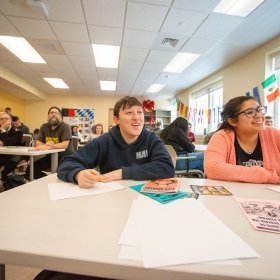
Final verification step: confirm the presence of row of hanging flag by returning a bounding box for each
[246,73,280,104]
[176,73,279,125]
[176,100,222,124]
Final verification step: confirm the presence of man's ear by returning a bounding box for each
[113,116,119,125]
[228,117,237,127]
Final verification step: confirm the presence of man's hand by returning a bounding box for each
[75,169,103,188]
[35,144,52,151]
[100,169,122,183]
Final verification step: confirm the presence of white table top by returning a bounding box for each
[0,174,279,280]
[0,146,65,156]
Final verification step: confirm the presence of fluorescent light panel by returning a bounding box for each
[146,84,165,93]
[214,0,265,17]
[44,78,69,89]
[92,44,120,68]
[163,52,201,73]
[100,81,116,91]
[0,36,46,63]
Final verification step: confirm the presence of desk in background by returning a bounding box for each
[0,174,279,280]
[195,144,207,152]
[0,147,65,181]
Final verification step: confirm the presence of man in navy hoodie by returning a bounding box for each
[57,96,174,188]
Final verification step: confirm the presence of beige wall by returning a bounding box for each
[23,95,174,132]
[0,91,25,119]
[177,35,280,104]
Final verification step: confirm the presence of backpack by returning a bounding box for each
[2,174,26,191]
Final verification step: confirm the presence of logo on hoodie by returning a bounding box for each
[136,149,148,159]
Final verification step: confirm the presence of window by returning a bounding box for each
[189,81,223,134]
[272,52,280,128]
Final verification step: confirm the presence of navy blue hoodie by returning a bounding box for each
[57,125,174,183]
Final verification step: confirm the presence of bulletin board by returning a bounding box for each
[62,108,95,136]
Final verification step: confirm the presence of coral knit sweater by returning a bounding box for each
[204,127,280,184]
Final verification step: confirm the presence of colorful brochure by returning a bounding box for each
[190,185,232,195]
[141,178,179,194]
[130,184,195,204]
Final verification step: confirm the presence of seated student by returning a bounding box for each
[12,116,30,134]
[204,96,280,184]
[0,112,23,189]
[26,107,74,180]
[57,96,174,188]
[89,123,104,141]
[203,123,222,145]
[264,115,274,126]
[187,122,196,143]
[160,117,204,172]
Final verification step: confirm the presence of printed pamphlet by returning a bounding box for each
[235,197,280,234]
[141,178,179,194]
[190,185,232,195]
[130,184,196,204]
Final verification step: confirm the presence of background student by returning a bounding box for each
[57,96,174,188]
[0,112,23,189]
[26,106,74,180]
[204,96,280,184]
[160,117,204,172]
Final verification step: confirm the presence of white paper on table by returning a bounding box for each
[119,196,258,268]
[48,181,125,200]
[267,186,280,193]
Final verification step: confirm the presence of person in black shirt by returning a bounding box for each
[0,112,23,183]
[160,117,204,171]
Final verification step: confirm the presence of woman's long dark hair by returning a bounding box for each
[160,117,188,141]
[218,96,257,131]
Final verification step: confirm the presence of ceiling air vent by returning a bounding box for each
[161,38,179,48]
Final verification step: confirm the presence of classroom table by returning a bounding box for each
[0,147,65,181]
[0,174,279,280]
[195,144,207,152]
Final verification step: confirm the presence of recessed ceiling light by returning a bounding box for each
[0,36,46,63]
[92,44,120,68]
[214,0,265,17]
[100,81,116,91]
[44,78,69,89]
[146,84,165,93]
[163,52,201,73]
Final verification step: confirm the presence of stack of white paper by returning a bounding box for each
[119,196,259,268]
[48,181,125,200]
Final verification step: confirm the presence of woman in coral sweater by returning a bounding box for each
[204,96,280,184]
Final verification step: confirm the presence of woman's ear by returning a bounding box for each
[228,117,237,127]
[113,116,119,125]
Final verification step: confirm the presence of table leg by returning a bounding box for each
[29,156,34,181]
[0,264,5,280]
[51,153,58,173]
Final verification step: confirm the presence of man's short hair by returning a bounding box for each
[12,116,20,122]
[113,96,142,117]
[48,106,62,116]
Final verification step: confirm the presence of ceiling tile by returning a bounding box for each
[126,2,168,32]
[49,21,89,43]
[173,0,220,13]
[46,0,85,23]
[194,13,244,40]
[88,26,123,45]
[161,8,208,36]
[82,0,125,27]
[8,16,56,40]
[123,29,157,48]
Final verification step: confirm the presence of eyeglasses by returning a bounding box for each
[49,111,60,115]
[235,106,267,118]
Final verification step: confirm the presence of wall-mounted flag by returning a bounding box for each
[262,74,280,102]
